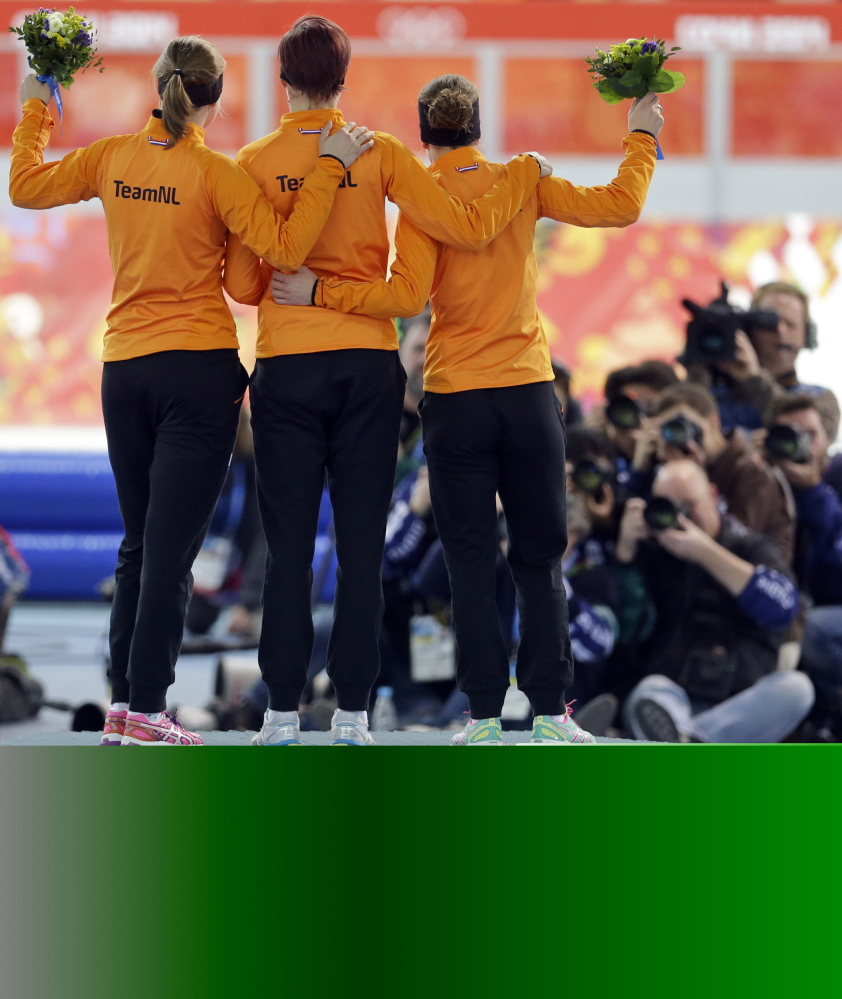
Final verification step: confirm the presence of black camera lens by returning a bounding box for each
[643,496,681,531]
[571,460,606,495]
[764,424,811,464]
[606,394,641,430]
[746,308,779,333]
[661,415,704,449]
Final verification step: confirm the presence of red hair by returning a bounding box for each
[278,16,351,104]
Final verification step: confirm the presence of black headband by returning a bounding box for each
[157,73,224,108]
[419,98,481,146]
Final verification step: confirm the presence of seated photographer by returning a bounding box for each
[687,281,839,440]
[595,360,679,468]
[631,382,794,563]
[764,395,842,722]
[616,460,811,743]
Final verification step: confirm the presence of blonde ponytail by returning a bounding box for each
[153,36,225,148]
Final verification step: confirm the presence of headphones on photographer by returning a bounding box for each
[751,282,818,350]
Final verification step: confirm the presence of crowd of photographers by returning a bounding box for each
[565,280,841,741]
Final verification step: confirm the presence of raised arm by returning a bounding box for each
[380,134,541,252]
[537,133,657,227]
[314,215,438,319]
[10,95,104,209]
[538,92,663,227]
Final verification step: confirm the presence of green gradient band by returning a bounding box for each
[1,747,838,999]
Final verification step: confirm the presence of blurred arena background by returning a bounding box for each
[2,1,842,435]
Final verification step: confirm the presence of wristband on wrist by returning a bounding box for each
[319,152,346,169]
[631,128,657,141]
[310,279,319,307]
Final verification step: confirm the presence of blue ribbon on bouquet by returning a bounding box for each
[36,73,63,129]
[656,141,664,160]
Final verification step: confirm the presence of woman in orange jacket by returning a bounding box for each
[10,35,373,746]
[273,75,665,745]
[223,17,550,747]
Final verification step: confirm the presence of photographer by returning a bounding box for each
[632,382,794,563]
[596,360,679,466]
[687,282,839,440]
[616,460,811,742]
[764,395,842,722]
[563,427,622,705]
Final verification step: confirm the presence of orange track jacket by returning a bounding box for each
[222,108,541,359]
[316,133,658,393]
[10,100,349,362]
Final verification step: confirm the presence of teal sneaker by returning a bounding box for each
[523,709,596,745]
[330,710,376,746]
[450,717,506,746]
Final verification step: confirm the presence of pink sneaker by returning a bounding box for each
[121,711,203,746]
[100,709,128,746]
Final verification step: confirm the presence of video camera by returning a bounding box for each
[681,282,778,366]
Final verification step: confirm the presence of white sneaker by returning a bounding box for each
[330,710,376,746]
[252,711,302,746]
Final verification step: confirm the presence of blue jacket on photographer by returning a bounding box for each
[564,427,624,701]
[613,460,799,703]
[684,282,840,441]
[383,441,437,584]
[765,394,842,607]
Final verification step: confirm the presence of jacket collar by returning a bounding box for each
[145,109,205,145]
[279,108,344,133]
[429,145,486,177]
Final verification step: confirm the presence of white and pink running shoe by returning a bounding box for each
[100,709,128,747]
[121,711,203,746]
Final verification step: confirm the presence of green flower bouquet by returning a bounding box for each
[586,38,684,105]
[9,7,103,122]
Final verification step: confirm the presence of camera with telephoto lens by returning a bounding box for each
[571,460,607,497]
[606,394,641,430]
[661,415,704,451]
[764,424,812,465]
[681,282,778,366]
[643,496,683,531]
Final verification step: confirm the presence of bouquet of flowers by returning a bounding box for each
[9,7,102,119]
[586,38,684,105]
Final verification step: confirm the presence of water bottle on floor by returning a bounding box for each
[372,686,397,732]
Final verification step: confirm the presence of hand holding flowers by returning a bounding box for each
[10,8,102,121]
[19,73,52,105]
[628,92,665,139]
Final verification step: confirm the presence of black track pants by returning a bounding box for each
[250,349,406,711]
[103,349,247,713]
[421,380,572,719]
